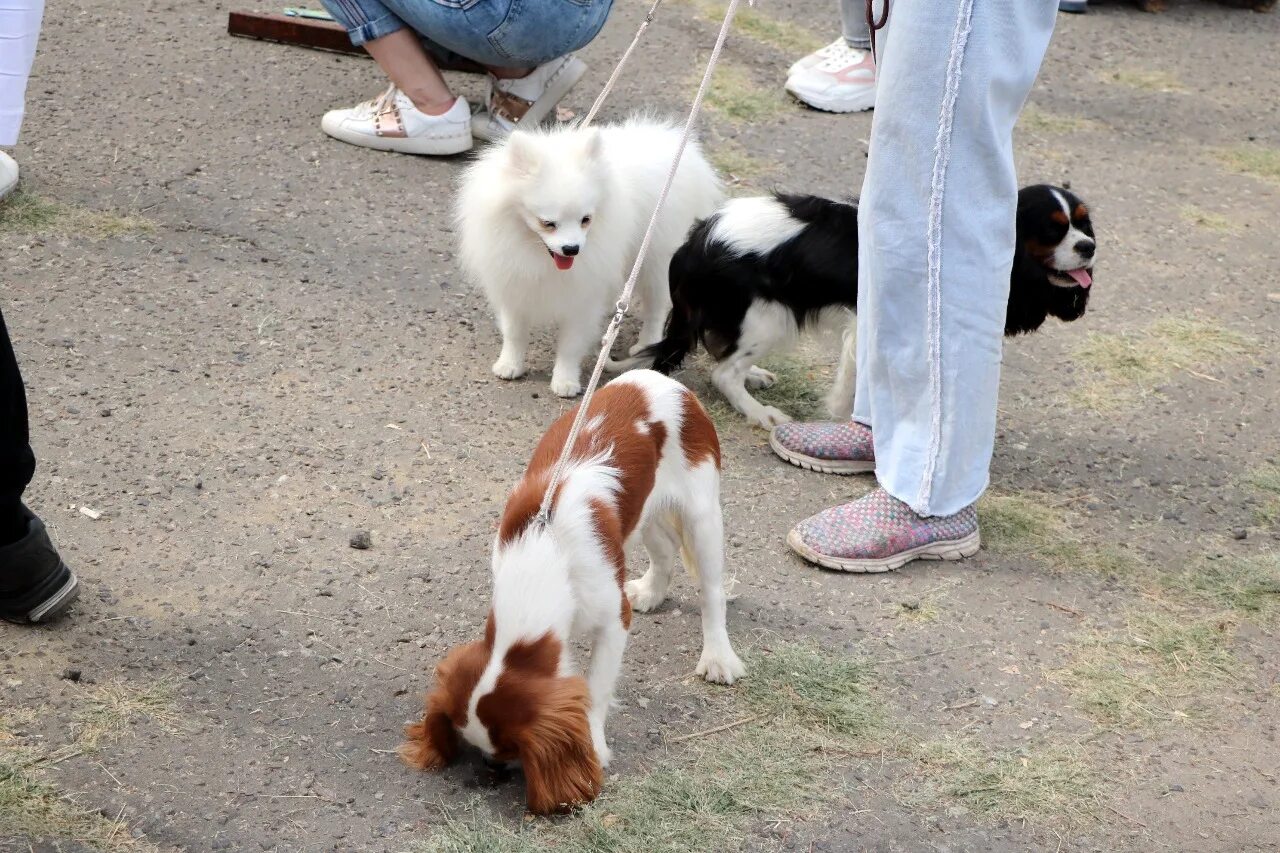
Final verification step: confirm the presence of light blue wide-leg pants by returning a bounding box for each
[0,0,43,145]
[852,0,1057,517]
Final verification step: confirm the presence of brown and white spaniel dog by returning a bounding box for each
[400,369,746,814]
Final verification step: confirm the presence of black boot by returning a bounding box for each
[0,504,79,623]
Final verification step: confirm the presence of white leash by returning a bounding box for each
[533,0,747,526]
[580,0,664,129]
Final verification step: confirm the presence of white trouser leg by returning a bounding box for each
[0,0,44,146]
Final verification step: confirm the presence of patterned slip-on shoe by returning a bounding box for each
[787,487,980,573]
[770,420,875,475]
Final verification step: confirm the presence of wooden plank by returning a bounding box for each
[226,11,486,72]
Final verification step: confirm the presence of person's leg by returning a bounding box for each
[786,0,1058,573]
[319,0,472,154]
[0,0,44,148]
[0,307,78,623]
[0,308,33,544]
[840,0,873,48]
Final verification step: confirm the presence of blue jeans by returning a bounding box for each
[852,0,1057,517]
[322,0,613,68]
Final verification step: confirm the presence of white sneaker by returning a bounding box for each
[0,151,17,201]
[785,41,877,114]
[787,37,849,78]
[471,55,587,143]
[321,85,472,155]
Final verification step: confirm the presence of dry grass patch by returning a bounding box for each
[1096,67,1187,94]
[704,354,828,431]
[684,0,822,55]
[1216,146,1280,185]
[978,492,1143,578]
[1,710,160,851]
[904,738,1099,825]
[700,60,786,124]
[417,642,884,852]
[1168,552,1280,623]
[1246,464,1280,525]
[707,139,778,189]
[1180,205,1238,233]
[72,680,181,749]
[1067,318,1256,410]
[1052,610,1240,729]
[0,189,155,238]
[1017,106,1100,135]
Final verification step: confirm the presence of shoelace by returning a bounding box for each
[815,40,869,73]
[352,83,400,120]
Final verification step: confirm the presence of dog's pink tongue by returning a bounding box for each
[552,253,575,271]
[1067,268,1092,288]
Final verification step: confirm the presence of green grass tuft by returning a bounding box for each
[684,0,822,55]
[1247,464,1280,525]
[701,61,786,124]
[1053,611,1240,729]
[738,643,883,738]
[1168,553,1280,622]
[907,739,1099,825]
[1216,146,1280,185]
[706,139,778,189]
[0,189,154,238]
[978,493,1143,577]
[1068,318,1256,410]
[703,354,828,431]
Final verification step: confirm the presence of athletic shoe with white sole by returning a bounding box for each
[471,55,587,143]
[787,487,980,573]
[786,37,851,78]
[321,85,472,155]
[0,150,18,201]
[785,40,877,113]
[0,504,80,623]
[770,420,875,475]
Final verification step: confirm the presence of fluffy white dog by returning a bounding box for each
[457,118,723,397]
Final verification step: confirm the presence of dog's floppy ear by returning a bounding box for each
[580,127,603,162]
[399,640,489,771]
[505,131,540,177]
[515,675,602,814]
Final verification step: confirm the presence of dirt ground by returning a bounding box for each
[2,0,1279,850]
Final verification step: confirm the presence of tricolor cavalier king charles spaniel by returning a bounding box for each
[638,184,1096,427]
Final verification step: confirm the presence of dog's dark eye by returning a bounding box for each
[539,219,556,230]
[581,216,592,226]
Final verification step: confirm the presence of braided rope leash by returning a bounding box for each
[533,0,749,526]
[580,0,665,129]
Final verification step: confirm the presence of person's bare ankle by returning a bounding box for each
[406,92,457,116]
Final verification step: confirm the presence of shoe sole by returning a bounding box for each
[769,430,875,475]
[787,528,981,574]
[784,83,876,114]
[322,123,473,156]
[521,57,588,128]
[29,572,80,622]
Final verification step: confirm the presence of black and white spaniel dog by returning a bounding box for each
[638,184,1096,427]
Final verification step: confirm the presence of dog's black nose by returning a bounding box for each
[560,244,580,257]
[1074,240,1095,259]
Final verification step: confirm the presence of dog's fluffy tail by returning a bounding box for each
[632,300,698,374]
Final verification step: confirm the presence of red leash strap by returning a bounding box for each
[866,0,889,62]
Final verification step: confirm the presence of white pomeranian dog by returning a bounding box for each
[456,118,723,398]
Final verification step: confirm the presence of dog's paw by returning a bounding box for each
[696,647,746,685]
[595,741,613,769]
[754,407,792,429]
[625,578,666,613]
[550,376,582,398]
[745,367,777,390]
[492,357,527,381]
